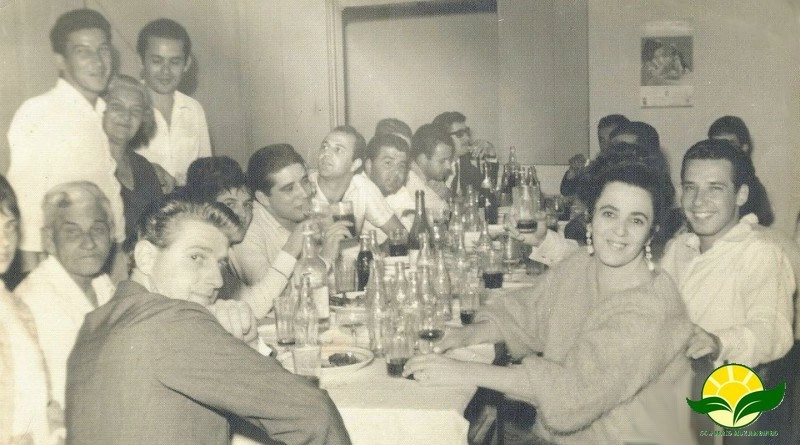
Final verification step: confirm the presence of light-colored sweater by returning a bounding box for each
[480,251,696,444]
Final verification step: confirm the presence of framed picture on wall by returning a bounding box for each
[640,20,694,107]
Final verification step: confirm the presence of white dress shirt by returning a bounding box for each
[135,90,212,185]
[7,79,125,251]
[16,256,115,407]
[362,185,416,244]
[309,171,395,236]
[405,167,450,215]
[661,214,795,368]
[232,202,297,286]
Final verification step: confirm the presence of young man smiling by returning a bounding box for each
[7,9,125,271]
[135,18,212,187]
[661,139,794,369]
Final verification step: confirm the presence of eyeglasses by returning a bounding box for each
[449,127,471,139]
[58,222,111,243]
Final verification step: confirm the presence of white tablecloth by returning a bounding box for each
[234,328,479,445]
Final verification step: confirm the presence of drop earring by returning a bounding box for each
[645,242,654,271]
[586,228,594,255]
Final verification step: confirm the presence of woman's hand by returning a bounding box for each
[686,325,721,361]
[402,354,477,386]
[432,326,470,353]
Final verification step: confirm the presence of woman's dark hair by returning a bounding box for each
[708,116,753,156]
[0,175,23,289]
[184,156,250,203]
[578,151,676,245]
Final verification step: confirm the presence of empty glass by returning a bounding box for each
[274,291,296,346]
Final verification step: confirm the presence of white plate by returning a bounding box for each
[278,345,374,377]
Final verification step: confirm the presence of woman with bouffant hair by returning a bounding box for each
[405,157,695,444]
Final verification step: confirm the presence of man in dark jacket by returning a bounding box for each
[66,199,350,445]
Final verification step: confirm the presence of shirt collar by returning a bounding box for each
[39,255,114,305]
[55,78,106,113]
[683,213,759,252]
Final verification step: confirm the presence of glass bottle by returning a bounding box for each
[294,273,319,346]
[417,264,445,353]
[408,190,430,265]
[480,161,499,224]
[392,262,410,306]
[366,260,389,357]
[295,232,330,319]
[356,235,373,291]
[506,146,521,188]
[416,233,434,270]
[369,230,383,261]
[433,250,453,321]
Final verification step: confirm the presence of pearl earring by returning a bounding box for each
[645,242,654,271]
[586,229,594,255]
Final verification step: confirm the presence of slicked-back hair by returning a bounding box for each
[708,116,753,156]
[105,74,156,149]
[374,118,412,142]
[247,144,306,195]
[137,199,238,248]
[432,111,466,133]
[411,124,453,160]
[50,9,111,55]
[136,18,192,60]
[365,134,410,162]
[184,156,250,204]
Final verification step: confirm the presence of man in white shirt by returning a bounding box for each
[661,139,794,368]
[310,126,405,238]
[6,9,125,271]
[16,182,116,408]
[134,18,212,187]
[362,133,415,241]
[233,144,350,294]
[407,124,454,214]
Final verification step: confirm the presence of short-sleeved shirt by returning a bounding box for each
[309,171,394,235]
[7,79,126,251]
[135,91,212,185]
[231,202,297,286]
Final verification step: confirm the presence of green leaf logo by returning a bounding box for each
[732,382,786,426]
[686,363,786,429]
[686,395,732,414]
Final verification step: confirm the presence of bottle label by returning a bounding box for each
[313,286,330,319]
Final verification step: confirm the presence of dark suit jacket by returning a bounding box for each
[66,280,350,445]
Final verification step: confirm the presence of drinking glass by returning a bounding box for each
[418,300,446,354]
[386,314,414,377]
[430,223,447,252]
[337,307,366,346]
[388,229,408,257]
[274,292,296,346]
[459,286,480,325]
[331,201,357,237]
[481,248,504,289]
[513,185,537,233]
[335,254,357,294]
[502,235,521,280]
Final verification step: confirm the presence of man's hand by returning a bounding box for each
[282,220,310,258]
[152,163,177,194]
[505,211,549,247]
[686,325,722,361]
[470,139,496,159]
[320,220,352,266]
[208,299,258,344]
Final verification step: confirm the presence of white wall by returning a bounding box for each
[589,0,800,234]
[344,9,499,145]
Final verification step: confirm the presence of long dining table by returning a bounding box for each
[231,322,490,445]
